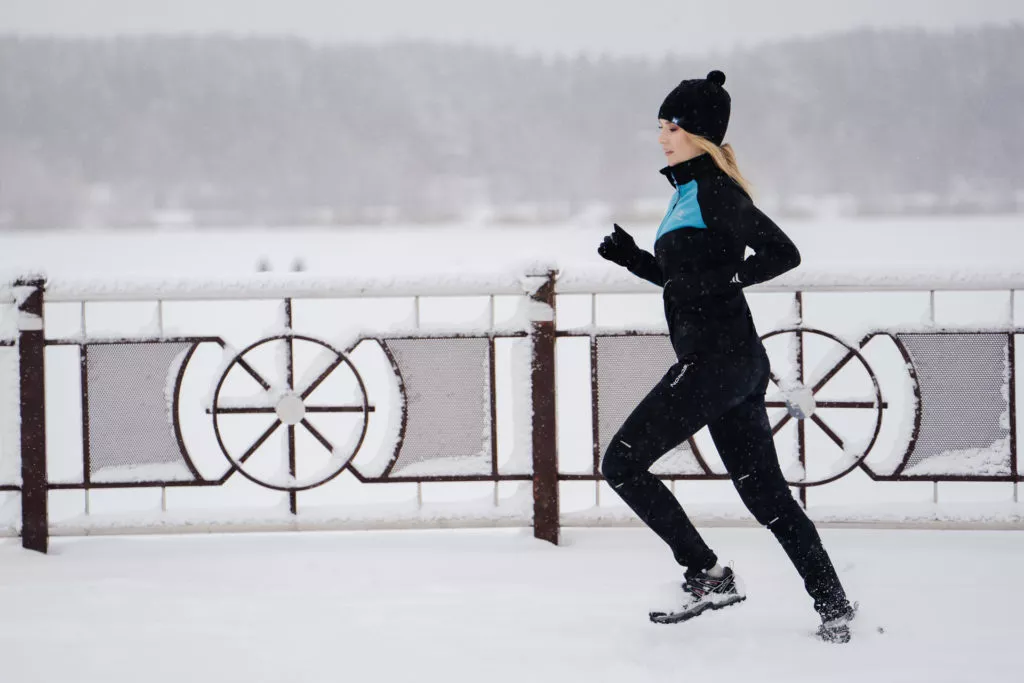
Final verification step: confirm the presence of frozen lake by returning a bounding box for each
[3,214,1023,283]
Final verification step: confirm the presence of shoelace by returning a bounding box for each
[683,574,722,599]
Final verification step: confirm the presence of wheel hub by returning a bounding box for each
[785,384,817,419]
[275,393,306,425]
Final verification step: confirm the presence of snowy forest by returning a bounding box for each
[1,24,1022,229]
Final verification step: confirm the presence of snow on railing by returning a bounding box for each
[557,266,1024,294]
[13,265,1024,303]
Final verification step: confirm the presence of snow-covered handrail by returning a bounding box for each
[37,272,540,302]
[13,266,1024,303]
[555,267,1024,294]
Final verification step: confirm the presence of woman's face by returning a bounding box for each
[658,119,702,164]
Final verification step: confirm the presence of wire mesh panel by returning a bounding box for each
[0,346,18,487]
[0,302,15,342]
[382,338,493,477]
[595,335,705,475]
[86,342,196,482]
[897,333,1012,476]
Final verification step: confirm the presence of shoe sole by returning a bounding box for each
[649,594,746,624]
[816,625,851,643]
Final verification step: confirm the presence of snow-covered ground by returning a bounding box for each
[1,526,1020,683]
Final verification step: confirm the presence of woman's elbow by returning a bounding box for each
[786,245,802,271]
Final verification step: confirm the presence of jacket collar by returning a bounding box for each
[659,153,720,188]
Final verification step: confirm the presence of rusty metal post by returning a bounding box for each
[1009,332,1017,495]
[795,291,808,509]
[529,270,559,545]
[15,277,48,553]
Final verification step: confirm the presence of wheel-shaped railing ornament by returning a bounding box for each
[211,334,373,491]
[761,328,887,486]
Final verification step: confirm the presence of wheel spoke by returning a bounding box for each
[285,335,295,393]
[810,350,856,395]
[797,329,805,384]
[797,418,806,470]
[299,354,346,400]
[305,405,375,413]
[769,371,800,395]
[816,400,888,409]
[235,358,273,391]
[772,412,792,435]
[287,424,296,478]
[301,419,334,453]
[767,370,794,408]
[810,414,845,449]
[236,420,282,467]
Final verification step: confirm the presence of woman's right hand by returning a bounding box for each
[597,224,639,268]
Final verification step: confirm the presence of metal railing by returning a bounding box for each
[555,285,1020,513]
[2,270,1021,552]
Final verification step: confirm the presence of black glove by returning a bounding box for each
[597,224,640,268]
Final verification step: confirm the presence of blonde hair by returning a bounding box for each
[689,134,753,197]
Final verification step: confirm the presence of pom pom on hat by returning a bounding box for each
[706,70,726,86]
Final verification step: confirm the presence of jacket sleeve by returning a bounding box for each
[732,198,801,287]
[700,182,800,292]
[625,250,665,287]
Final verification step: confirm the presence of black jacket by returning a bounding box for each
[625,153,800,359]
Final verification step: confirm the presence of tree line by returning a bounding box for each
[1,25,1022,229]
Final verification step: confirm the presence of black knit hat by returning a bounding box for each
[658,70,731,146]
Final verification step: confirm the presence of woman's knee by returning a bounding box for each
[734,478,804,528]
[600,439,639,484]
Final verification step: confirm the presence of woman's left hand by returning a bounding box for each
[597,224,640,267]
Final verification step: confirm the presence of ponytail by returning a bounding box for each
[689,134,753,197]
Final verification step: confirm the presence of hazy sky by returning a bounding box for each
[2,0,1023,57]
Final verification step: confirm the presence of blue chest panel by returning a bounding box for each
[655,179,706,245]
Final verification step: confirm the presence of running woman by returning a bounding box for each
[597,70,855,643]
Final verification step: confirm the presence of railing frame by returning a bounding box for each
[5,272,1022,552]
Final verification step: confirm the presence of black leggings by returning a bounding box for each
[600,346,849,617]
